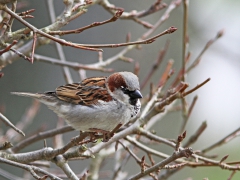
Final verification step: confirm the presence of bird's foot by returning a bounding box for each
[88,128,110,142]
[89,123,122,142]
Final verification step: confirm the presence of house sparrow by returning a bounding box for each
[12,72,142,141]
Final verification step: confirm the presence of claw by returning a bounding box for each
[89,123,123,142]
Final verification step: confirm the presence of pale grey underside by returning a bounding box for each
[12,91,141,132]
[41,97,140,131]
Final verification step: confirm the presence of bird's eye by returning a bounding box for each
[121,86,127,91]
[121,86,132,95]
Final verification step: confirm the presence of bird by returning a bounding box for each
[12,72,142,141]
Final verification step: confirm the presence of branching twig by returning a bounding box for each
[0,1,236,179]
[1,5,103,52]
[140,40,170,89]
[129,148,193,180]
[47,0,73,84]
[142,0,182,39]
[49,9,124,36]
[74,26,177,48]
[0,40,17,55]
[0,157,62,180]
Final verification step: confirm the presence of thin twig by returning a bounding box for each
[0,113,25,136]
[100,0,166,28]
[182,78,210,97]
[34,54,114,72]
[0,40,17,55]
[49,9,123,35]
[186,29,224,73]
[6,100,40,142]
[202,127,240,153]
[10,48,31,62]
[30,31,37,63]
[142,0,182,39]
[182,0,188,82]
[180,0,189,137]
[158,59,174,87]
[227,170,236,180]
[180,95,198,132]
[0,157,62,180]
[11,125,74,153]
[47,0,73,84]
[74,26,177,48]
[5,0,17,32]
[118,140,149,167]
[1,5,102,52]
[129,148,193,180]
[184,121,207,147]
[141,40,170,89]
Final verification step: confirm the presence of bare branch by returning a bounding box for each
[0,157,62,180]
[0,40,17,55]
[184,121,207,147]
[182,78,210,97]
[11,125,73,153]
[141,40,170,89]
[0,113,25,136]
[49,9,123,35]
[74,26,177,48]
[129,148,193,180]
[202,127,240,153]
[186,29,224,72]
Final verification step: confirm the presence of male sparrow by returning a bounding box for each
[12,72,142,141]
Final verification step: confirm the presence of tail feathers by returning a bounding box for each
[11,92,44,99]
[11,92,58,107]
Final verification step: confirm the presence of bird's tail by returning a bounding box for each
[11,92,58,109]
[11,92,44,99]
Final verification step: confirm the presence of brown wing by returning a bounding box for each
[55,77,113,106]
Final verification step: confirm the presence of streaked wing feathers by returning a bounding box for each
[55,77,113,106]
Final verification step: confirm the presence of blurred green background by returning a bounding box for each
[0,0,240,179]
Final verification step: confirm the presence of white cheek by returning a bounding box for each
[59,104,71,113]
[111,89,129,103]
[136,99,141,108]
[122,94,130,103]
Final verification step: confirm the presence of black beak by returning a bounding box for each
[129,90,143,99]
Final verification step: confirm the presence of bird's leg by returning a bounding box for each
[102,123,123,142]
[88,131,100,143]
[88,128,109,142]
[107,123,122,140]
[71,131,89,145]
[89,123,122,142]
